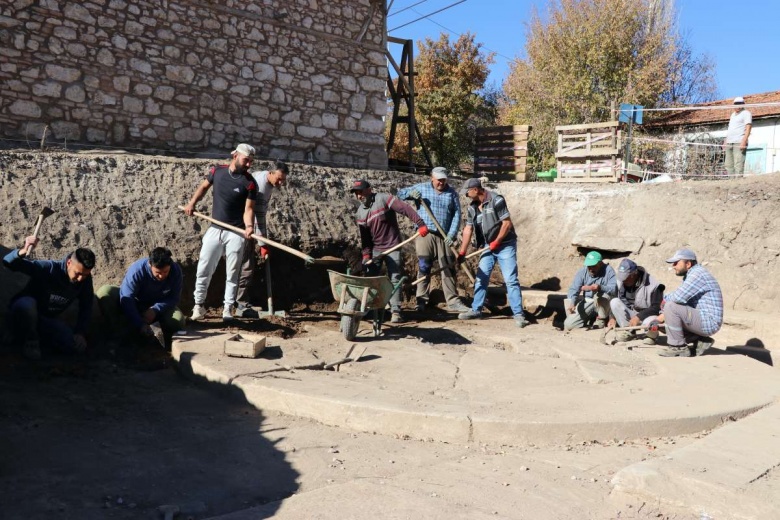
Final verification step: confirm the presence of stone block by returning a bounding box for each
[65,85,86,102]
[322,113,339,129]
[45,64,81,82]
[165,65,194,83]
[66,43,87,58]
[153,86,174,101]
[51,121,80,140]
[254,63,275,82]
[174,127,204,142]
[53,26,77,40]
[9,100,41,117]
[297,126,326,139]
[33,81,61,98]
[129,58,151,74]
[113,76,130,93]
[64,3,95,24]
[96,48,115,66]
[122,96,143,114]
[86,128,106,142]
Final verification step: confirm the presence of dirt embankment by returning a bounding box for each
[2,149,779,314]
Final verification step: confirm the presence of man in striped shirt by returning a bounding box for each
[657,248,723,357]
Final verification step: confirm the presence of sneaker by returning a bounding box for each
[590,319,607,330]
[222,304,234,322]
[191,304,206,321]
[23,339,41,361]
[390,312,405,324]
[414,298,427,312]
[448,301,471,313]
[513,314,529,328]
[695,337,714,356]
[235,304,259,318]
[458,309,482,320]
[659,345,693,357]
[642,337,656,345]
[616,330,635,342]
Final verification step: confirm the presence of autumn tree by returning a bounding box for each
[387,33,495,170]
[499,0,717,169]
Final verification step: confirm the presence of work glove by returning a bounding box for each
[443,235,454,248]
[418,225,429,237]
[489,239,501,252]
[406,189,422,201]
[259,246,270,259]
[456,251,466,266]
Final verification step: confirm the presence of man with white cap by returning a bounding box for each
[397,167,470,313]
[722,96,752,175]
[563,251,617,331]
[183,144,257,322]
[657,248,723,357]
[608,258,664,343]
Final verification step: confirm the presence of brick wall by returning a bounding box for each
[0,0,388,169]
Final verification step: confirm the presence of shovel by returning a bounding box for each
[27,206,55,256]
[411,247,489,286]
[258,257,286,317]
[417,198,476,284]
[180,207,344,267]
[365,231,420,265]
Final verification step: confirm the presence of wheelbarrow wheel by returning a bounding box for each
[341,298,361,341]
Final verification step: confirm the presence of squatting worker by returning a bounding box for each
[722,96,752,176]
[183,143,257,322]
[608,258,664,344]
[96,247,184,347]
[2,236,95,360]
[657,249,723,358]
[235,160,289,318]
[456,178,528,328]
[563,251,616,331]
[397,167,470,314]
[351,179,429,323]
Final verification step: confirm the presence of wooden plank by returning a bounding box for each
[475,158,527,167]
[556,148,621,159]
[475,165,527,173]
[474,150,528,158]
[476,125,530,135]
[556,121,620,132]
[475,134,530,143]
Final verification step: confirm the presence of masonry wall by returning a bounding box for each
[0,0,389,169]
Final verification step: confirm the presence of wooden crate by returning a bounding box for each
[474,125,531,181]
[555,121,622,183]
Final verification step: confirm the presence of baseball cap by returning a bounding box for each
[431,166,448,180]
[733,96,745,105]
[231,143,256,157]
[584,251,602,267]
[349,179,371,191]
[666,248,697,264]
[616,258,638,282]
[459,178,482,195]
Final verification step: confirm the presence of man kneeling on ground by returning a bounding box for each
[3,236,95,360]
[97,247,184,348]
[563,251,616,330]
[657,249,722,358]
[608,258,664,344]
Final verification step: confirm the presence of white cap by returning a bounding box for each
[733,96,745,105]
[231,143,256,157]
[431,166,448,180]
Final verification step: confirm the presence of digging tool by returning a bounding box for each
[180,207,344,266]
[365,231,420,265]
[600,323,661,346]
[258,256,286,317]
[416,198,476,284]
[27,206,55,255]
[411,247,489,286]
[148,323,166,349]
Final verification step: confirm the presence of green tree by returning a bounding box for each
[387,33,495,170]
[499,0,717,169]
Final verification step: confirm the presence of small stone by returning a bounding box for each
[327,479,334,483]
[571,475,578,480]
[502,482,509,487]
[520,466,529,471]
[328,448,339,454]
[389,460,395,464]
[430,492,438,497]
[590,478,597,483]
[291,447,296,452]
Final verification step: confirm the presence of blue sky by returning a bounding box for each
[387,0,780,102]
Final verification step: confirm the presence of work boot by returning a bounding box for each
[222,304,234,322]
[513,314,529,328]
[190,304,206,321]
[458,309,482,320]
[659,345,693,357]
[642,337,656,345]
[447,301,471,313]
[235,303,259,319]
[590,318,607,330]
[23,339,41,361]
[616,330,635,342]
[390,311,405,324]
[695,337,714,356]
[414,298,427,312]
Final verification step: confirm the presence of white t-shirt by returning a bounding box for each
[250,170,274,235]
[726,109,752,143]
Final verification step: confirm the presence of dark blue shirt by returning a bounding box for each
[207,164,257,229]
[119,258,183,330]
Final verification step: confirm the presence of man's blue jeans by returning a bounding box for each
[472,240,523,316]
[8,296,77,351]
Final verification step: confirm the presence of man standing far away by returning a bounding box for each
[397,167,470,313]
[723,96,752,175]
[351,179,430,323]
[235,160,289,318]
[183,143,257,322]
[3,236,95,360]
[656,249,723,358]
[456,178,528,328]
[563,251,617,331]
[608,258,664,344]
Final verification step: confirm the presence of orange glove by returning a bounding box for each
[418,225,429,237]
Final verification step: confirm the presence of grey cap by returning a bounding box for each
[431,166,448,179]
[616,258,638,282]
[459,177,482,195]
[666,248,697,264]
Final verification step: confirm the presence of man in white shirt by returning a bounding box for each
[723,96,752,175]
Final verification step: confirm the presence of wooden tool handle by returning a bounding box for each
[180,206,316,263]
[410,247,489,286]
[417,198,476,283]
[366,231,420,265]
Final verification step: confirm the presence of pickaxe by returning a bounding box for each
[27,207,55,255]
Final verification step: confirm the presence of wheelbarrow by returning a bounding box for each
[328,270,406,340]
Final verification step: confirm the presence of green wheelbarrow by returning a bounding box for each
[328,270,406,340]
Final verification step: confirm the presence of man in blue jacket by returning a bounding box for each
[2,236,95,360]
[96,247,184,347]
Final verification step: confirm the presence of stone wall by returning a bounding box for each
[0,0,389,169]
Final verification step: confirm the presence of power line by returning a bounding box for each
[388,0,468,32]
[388,0,432,18]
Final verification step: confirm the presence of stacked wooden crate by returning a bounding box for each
[474,125,530,181]
[555,121,621,183]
